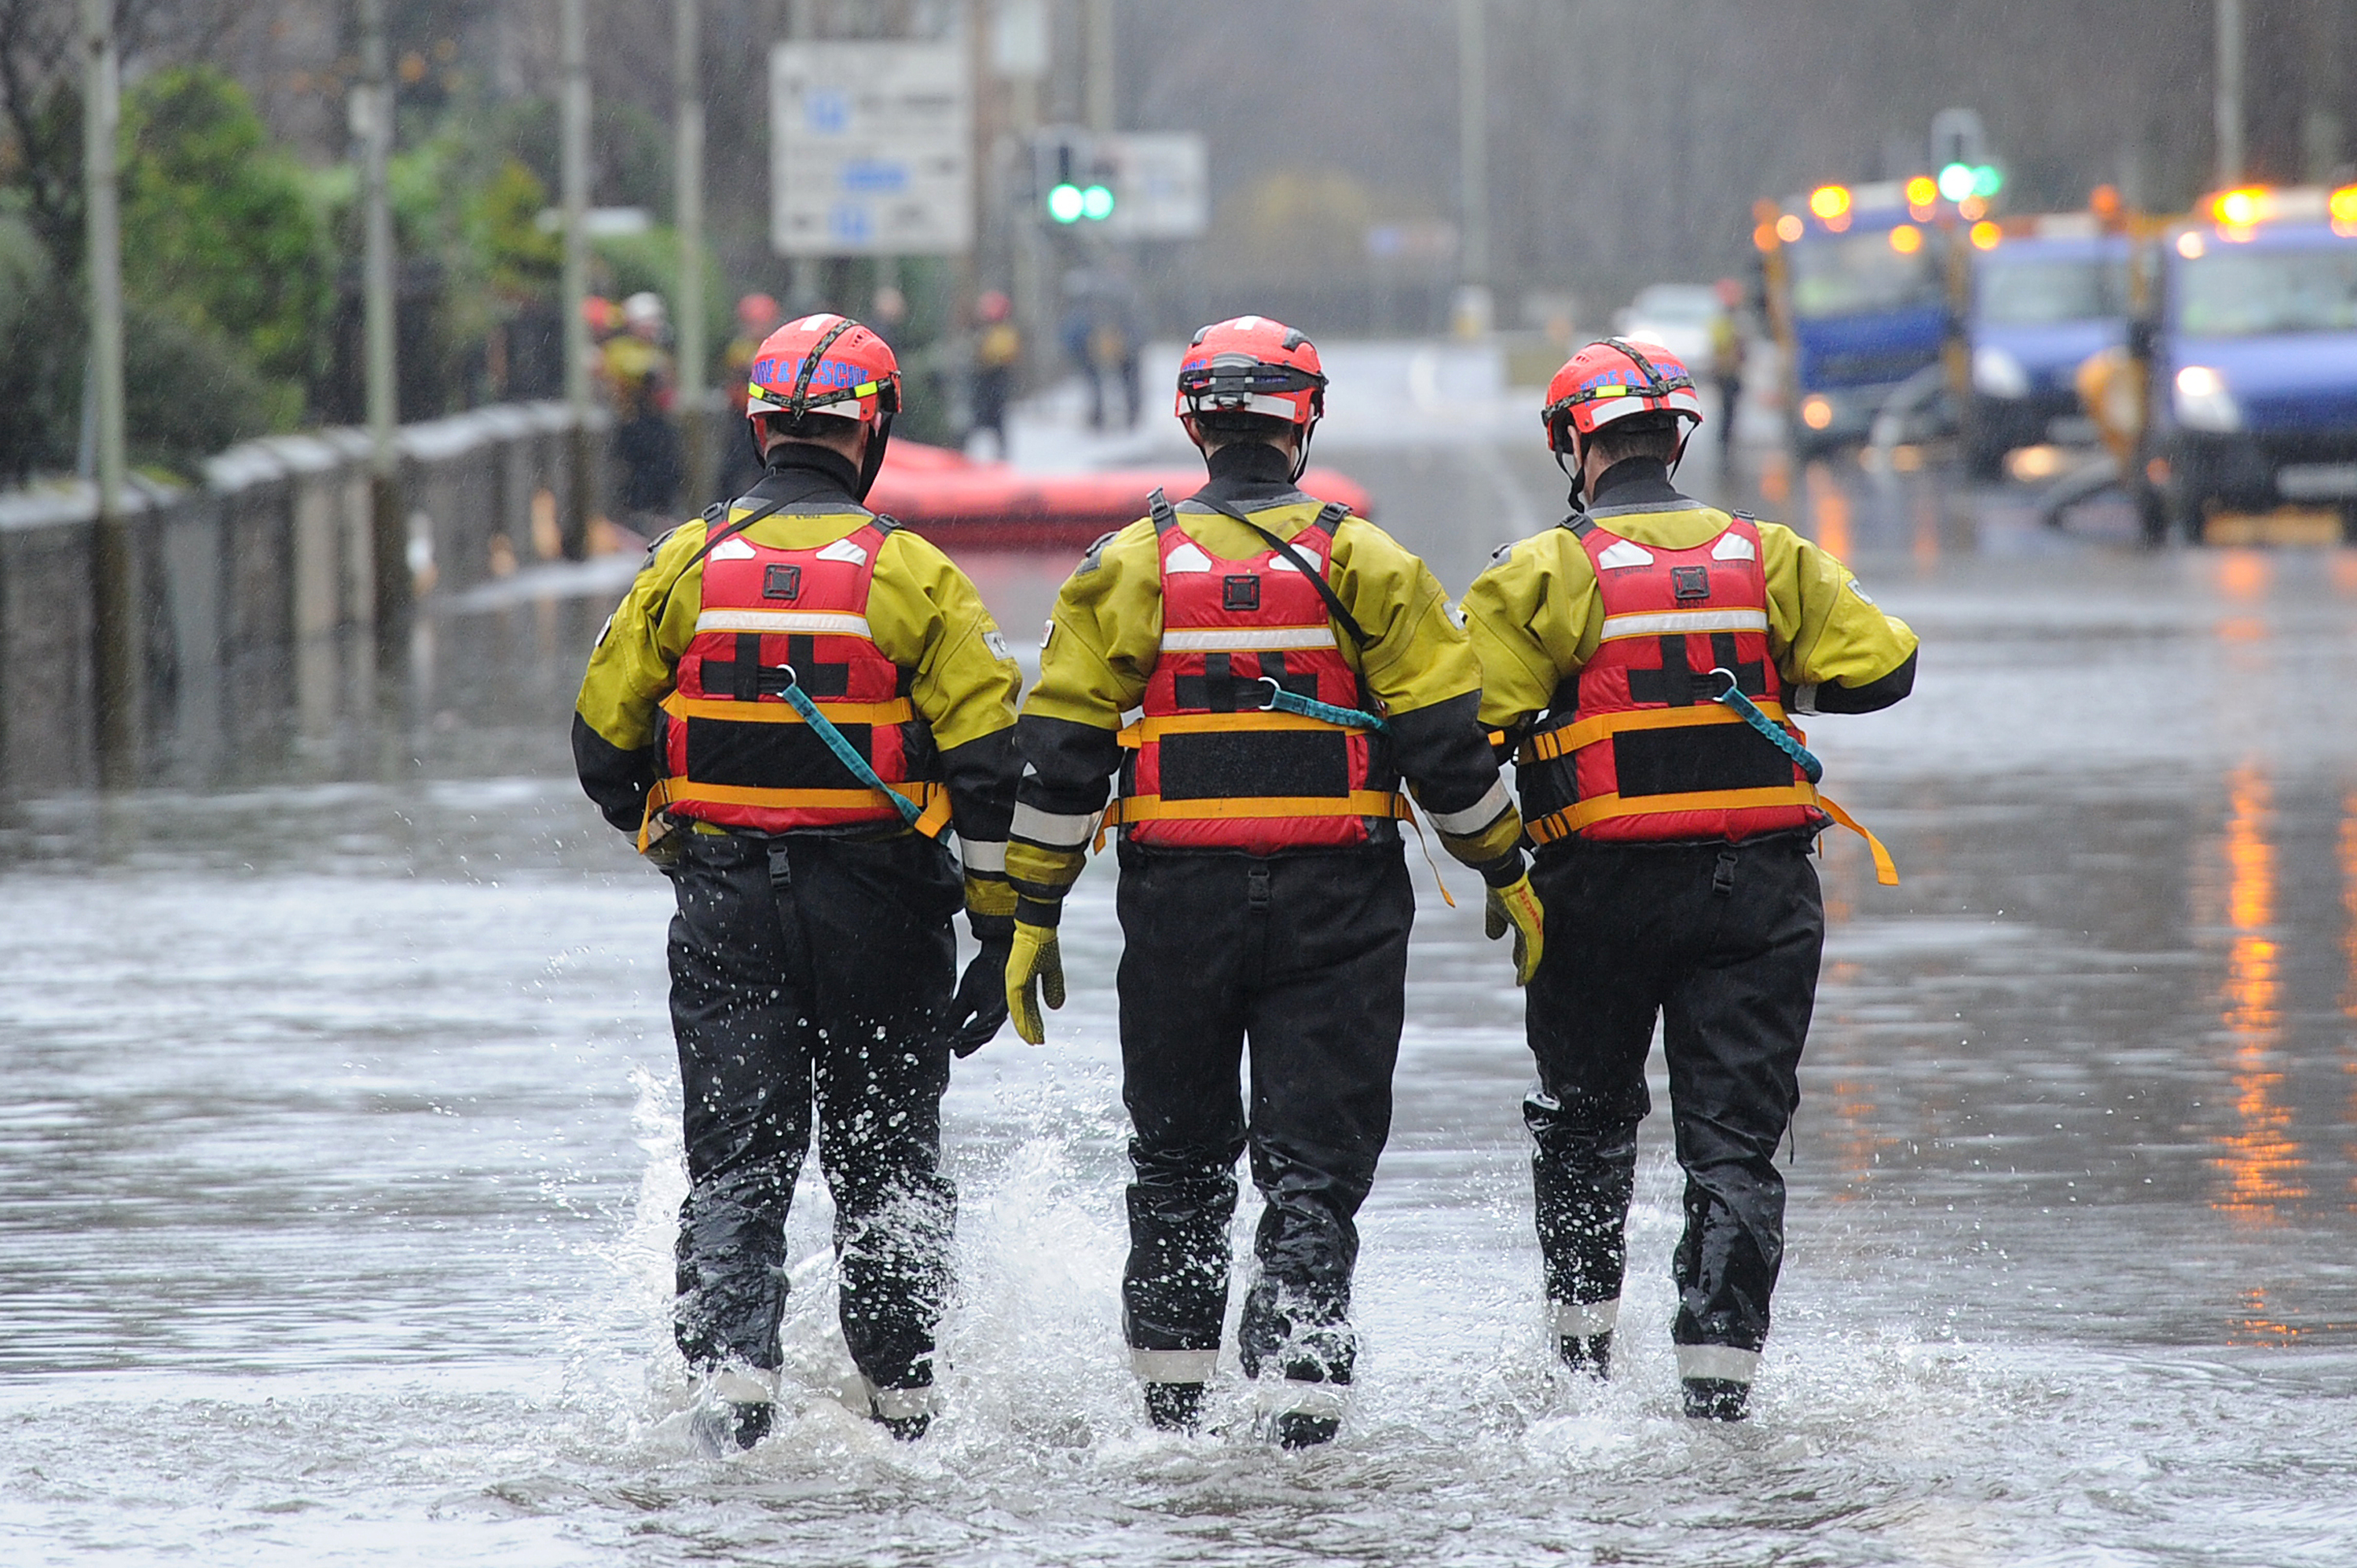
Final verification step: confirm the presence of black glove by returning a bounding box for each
[948,937,1013,1057]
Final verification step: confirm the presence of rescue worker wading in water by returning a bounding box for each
[1005,317,1544,1447]
[1461,339,1918,1420]
[572,314,1021,1453]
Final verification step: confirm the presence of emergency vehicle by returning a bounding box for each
[1960,207,2135,479]
[2128,183,2357,542]
[1754,179,1957,460]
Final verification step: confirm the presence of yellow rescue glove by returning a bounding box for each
[1483,872,1545,987]
[1005,920,1066,1045]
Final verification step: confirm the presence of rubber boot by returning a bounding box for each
[1274,1409,1340,1449]
[1265,1365,1347,1450]
[1557,1329,1612,1380]
[1144,1382,1206,1433]
[1681,1377,1750,1422]
[867,1380,936,1442]
[691,1400,773,1454]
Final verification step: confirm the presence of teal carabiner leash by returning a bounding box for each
[775,668,926,826]
[1708,667,1822,784]
[1256,676,1389,735]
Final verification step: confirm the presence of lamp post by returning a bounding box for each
[675,0,707,506]
[81,0,133,779]
[561,0,592,557]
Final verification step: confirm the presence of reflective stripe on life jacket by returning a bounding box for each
[651,511,950,837]
[1115,495,1406,851]
[1522,511,1828,847]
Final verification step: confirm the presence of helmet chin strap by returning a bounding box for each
[1290,419,1316,483]
[1556,431,1587,510]
[852,412,893,503]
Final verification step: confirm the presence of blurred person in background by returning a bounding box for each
[1709,278,1747,467]
[970,290,1021,460]
[604,291,683,535]
[1003,317,1540,1447]
[1462,339,1916,1423]
[1059,269,1143,431]
[572,313,1022,1453]
[720,292,783,499]
[869,283,910,346]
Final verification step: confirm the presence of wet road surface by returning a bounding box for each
[5,407,2357,1564]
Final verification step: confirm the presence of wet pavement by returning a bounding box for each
[5,391,2357,1564]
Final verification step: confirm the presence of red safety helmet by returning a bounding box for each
[744,313,903,498]
[1175,316,1327,430]
[1541,337,1704,455]
[735,292,780,333]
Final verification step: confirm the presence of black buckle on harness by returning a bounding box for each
[1247,861,1272,910]
[1711,847,1739,898]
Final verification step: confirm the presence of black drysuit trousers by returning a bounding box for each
[1523,833,1824,1363]
[665,828,962,1392]
[1114,843,1414,1385]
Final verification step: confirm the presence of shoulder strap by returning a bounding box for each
[1148,486,1178,536]
[1558,511,1596,539]
[651,493,798,628]
[1197,495,1369,650]
[868,512,900,537]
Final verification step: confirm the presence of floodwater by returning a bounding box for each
[6,387,2357,1565]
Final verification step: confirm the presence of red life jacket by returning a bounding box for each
[647,511,950,837]
[1109,496,1406,852]
[1522,511,1828,846]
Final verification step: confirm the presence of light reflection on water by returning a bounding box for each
[4,475,2357,1562]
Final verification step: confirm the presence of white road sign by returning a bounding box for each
[1098,133,1208,241]
[771,40,973,257]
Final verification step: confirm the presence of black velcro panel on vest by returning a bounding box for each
[1627,635,1765,707]
[698,633,861,702]
[1611,722,1791,798]
[1171,651,1317,713]
[1157,731,1349,800]
[685,716,872,789]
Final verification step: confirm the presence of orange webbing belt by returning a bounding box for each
[660,693,917,726]
[637,776,952,852]
[1102,789,1410,825]
[1093,789,1412,852]
[1814,794,1901,886]
[1116,710,1378,746]
[1526,786,1898,886]
[1517,701,1790,765]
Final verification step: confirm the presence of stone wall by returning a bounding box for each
[0,401,638,793]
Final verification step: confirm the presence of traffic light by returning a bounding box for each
[1037,130,1116,225]
[1937,162,2004,203]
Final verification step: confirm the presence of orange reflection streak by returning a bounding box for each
[2218,548,2271,602]
[1804,462,1851,558]
[1912,491,1940,573]
[2341,793,2357,1203]
[1820,958,1897,1203]
[2231,1284,2303,1346]
[2212,764,2306,1222]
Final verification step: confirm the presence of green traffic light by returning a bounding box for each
[1047,183,1085,223]
[1970,164,2003,199]
[1080,184,1115,222]
[1937,163,1974,203]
